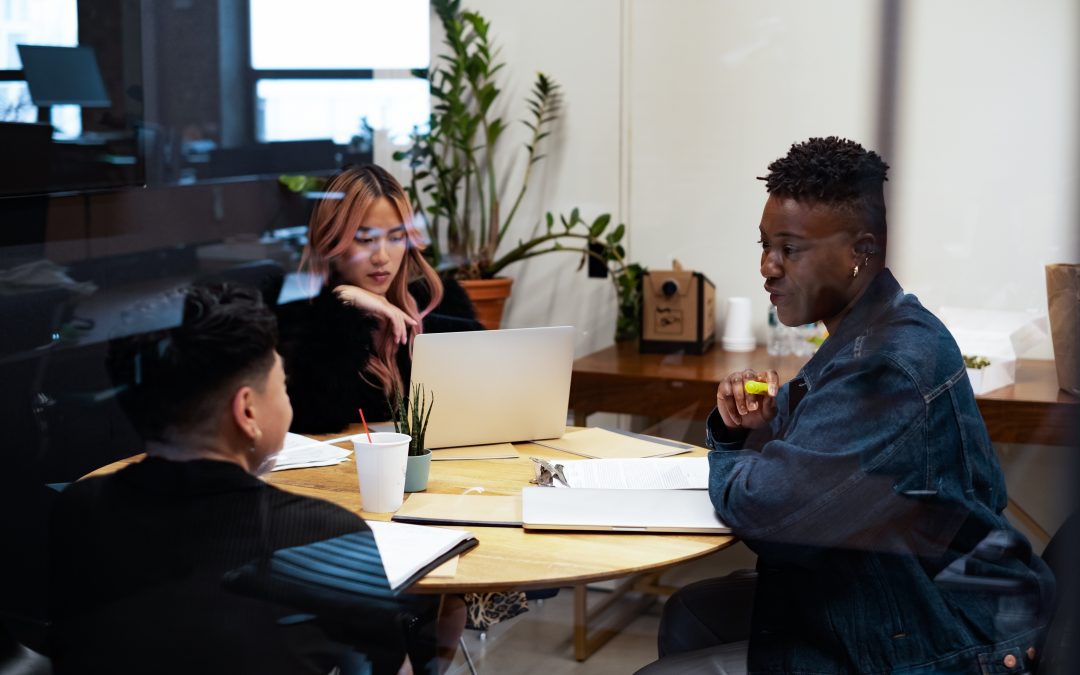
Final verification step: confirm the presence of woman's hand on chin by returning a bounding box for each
[333,284,418,345]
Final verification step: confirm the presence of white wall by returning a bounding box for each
[627,0,881,345]
[889,0,1080,359]
[392,0,1079,361]
[467,0,625,356]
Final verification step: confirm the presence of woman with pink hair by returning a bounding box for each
[280,164,481,433]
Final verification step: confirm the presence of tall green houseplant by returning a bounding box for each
[394,2,619,271]
[394,0,642,338]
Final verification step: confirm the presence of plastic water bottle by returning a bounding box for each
[767,305,786,355]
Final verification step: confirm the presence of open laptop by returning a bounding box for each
[521,487,731,534]
[411,326,575,448]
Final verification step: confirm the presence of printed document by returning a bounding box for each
[554,457,708,490]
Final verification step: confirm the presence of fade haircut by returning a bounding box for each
[107,283,278,442]
[760,136,890,235]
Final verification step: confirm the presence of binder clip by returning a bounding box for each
[529,457,569,487]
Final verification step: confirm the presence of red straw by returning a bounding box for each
[357,407,373,444]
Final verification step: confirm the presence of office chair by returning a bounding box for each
[195,259,285,309]
[0,624,51,675]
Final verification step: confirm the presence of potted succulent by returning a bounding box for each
[390,383,436,492]
[393,0,639,331]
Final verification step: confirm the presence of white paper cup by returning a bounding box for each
[352,432,411,513]
[722,297,756,352]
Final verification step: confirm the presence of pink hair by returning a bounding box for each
[301,165,443,397]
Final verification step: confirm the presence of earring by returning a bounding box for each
[852,264,859,279]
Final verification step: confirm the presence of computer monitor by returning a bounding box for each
[17,45,111,107]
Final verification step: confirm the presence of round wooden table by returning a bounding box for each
[269,426,734,593]
[93,428,735,660]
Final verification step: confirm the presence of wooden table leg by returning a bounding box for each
[1007,496,1052,544]
[572,571,669,661]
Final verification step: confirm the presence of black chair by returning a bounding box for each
[195,259,285,309]
[0,625,51,675]
[1037,514,1077,674]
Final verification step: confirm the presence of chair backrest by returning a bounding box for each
[1037,514,1077,674]
[0,624,51,675]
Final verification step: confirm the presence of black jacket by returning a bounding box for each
[49,458,419,674]
[278,278,481,433]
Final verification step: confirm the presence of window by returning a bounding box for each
[248,0,430,146]
[0,0,78,133]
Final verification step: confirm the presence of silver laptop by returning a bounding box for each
[411,326,574,448]
[521,487,731,533]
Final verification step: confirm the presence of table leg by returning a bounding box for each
[572,572,666,661]
[1007,496,1051,544]
[573,409,589,427]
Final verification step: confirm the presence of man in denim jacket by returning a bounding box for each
[639,138,1055,675]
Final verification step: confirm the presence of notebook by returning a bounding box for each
[367,521,478,590]
[411,326,575,448]
[521,486,730,534]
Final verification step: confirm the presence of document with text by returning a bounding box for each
[553,456,709,490]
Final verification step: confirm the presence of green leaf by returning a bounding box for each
[589,213,611,237]
[545,212,554,230]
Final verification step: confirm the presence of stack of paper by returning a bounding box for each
[272,432,352,471]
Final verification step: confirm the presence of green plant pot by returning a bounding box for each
[404,449,432,492]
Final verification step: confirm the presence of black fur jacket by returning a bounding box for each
[277,277,481,433]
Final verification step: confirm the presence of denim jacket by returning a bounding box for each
[706,269,1055,674]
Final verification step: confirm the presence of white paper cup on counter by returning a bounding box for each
[352,432,411,513]
[722,296,756,352]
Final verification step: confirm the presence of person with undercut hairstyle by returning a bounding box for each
[48,284,436,675]
[637,138,1055,675]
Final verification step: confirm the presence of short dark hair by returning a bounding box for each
[760,136,890,233]
[107,283,278,441]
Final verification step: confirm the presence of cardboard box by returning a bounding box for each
[640,267,715,354]
[939,307,1048,395]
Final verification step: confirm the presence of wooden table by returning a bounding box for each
[93,433,734,661]
[570,343,1079,447]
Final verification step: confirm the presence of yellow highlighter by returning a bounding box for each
[744,380,770,396]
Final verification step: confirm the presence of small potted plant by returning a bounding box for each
[963,354,991,394]
[390,383,435,492]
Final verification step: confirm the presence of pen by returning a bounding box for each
[744,380,770,395]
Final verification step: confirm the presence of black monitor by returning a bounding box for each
[17,45,112,107]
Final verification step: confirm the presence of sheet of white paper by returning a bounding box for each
[553,457,708,490]
[367,520,474,590]
[939,306,1048,359]
[273,432,353,471]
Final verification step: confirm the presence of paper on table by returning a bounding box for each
[392,493,522,526]
[431,443,519,461]
[367,520,476,591]
[534,427,692,459]
[272,432,352,471]
[553,457,708,490]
